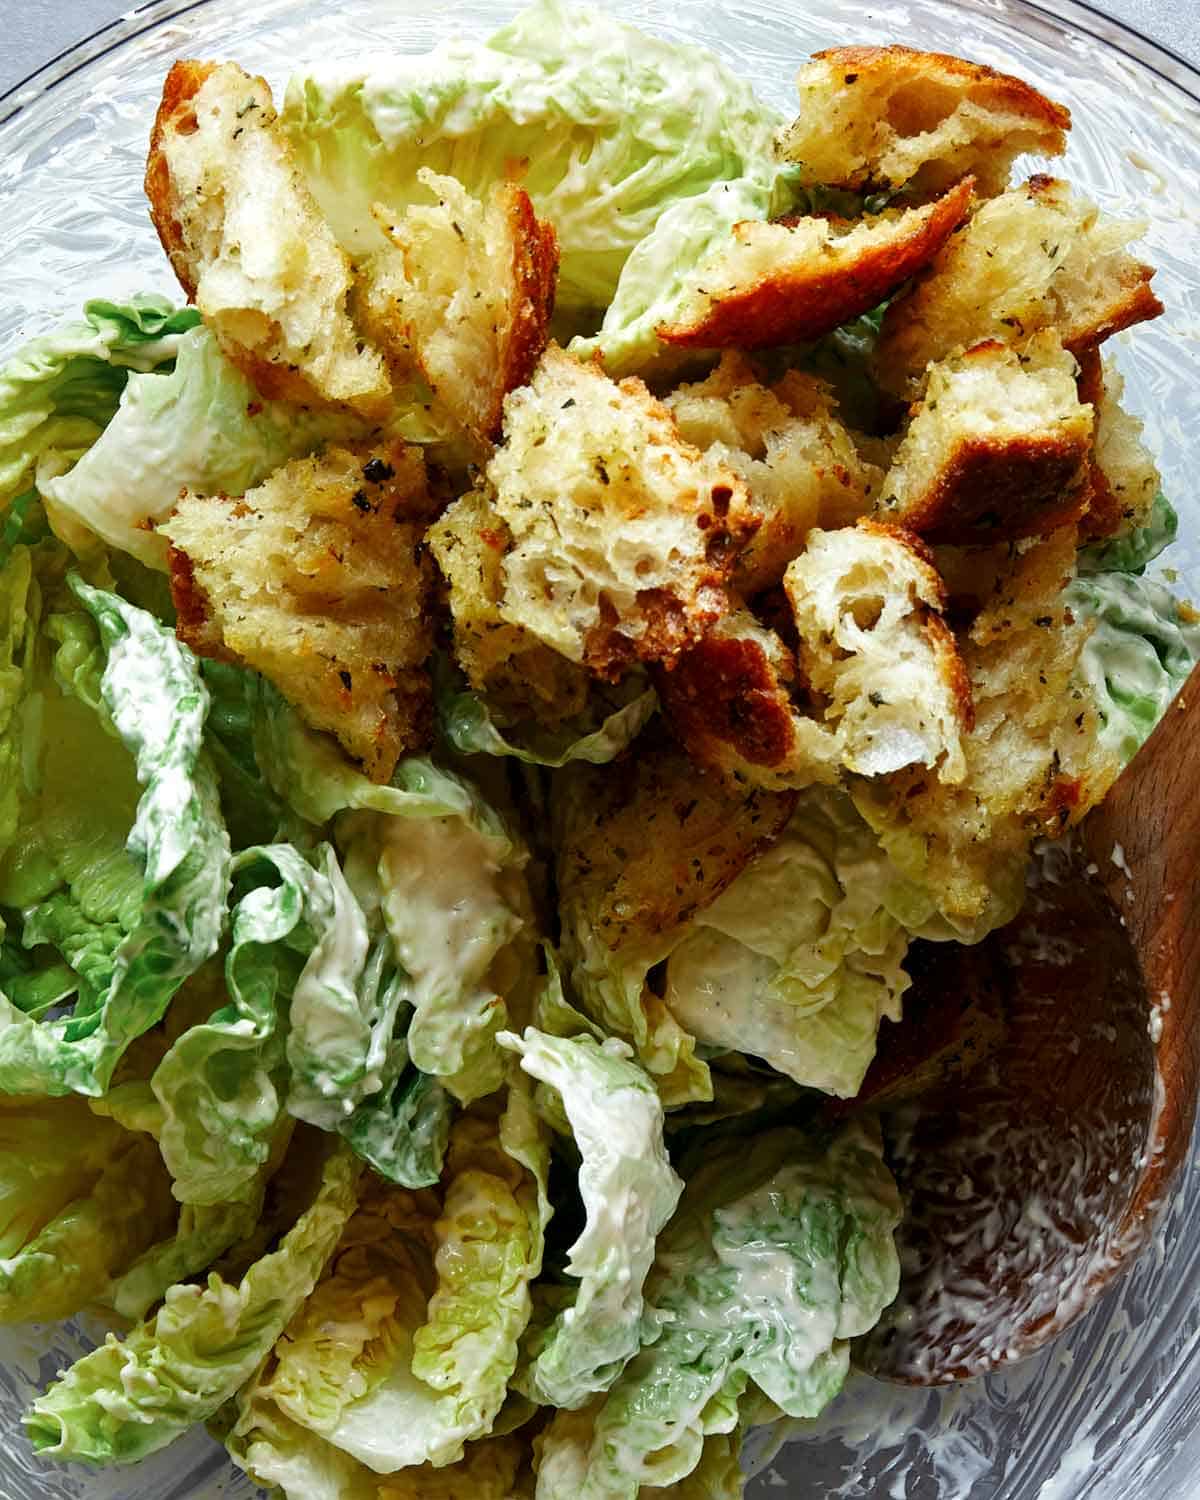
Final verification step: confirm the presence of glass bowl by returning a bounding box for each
[1,1,1199,1497]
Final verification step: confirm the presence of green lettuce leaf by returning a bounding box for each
[38,326,362,568]
[661,789,918,1099]
[282,0,787,322]
[499,1027,681,1410]
[1078,491,1178,576]
[0,295,198,515]
[1068,570,1200,767]
[0,1094,176,1324]
[536,1119,901,1499]
[438,663,658,767]
[336,1046,454,1188]
[25,1139,360,1465]
[0,580,231,1096]
[255,1096,547,1473]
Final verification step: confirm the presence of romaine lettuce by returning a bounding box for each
[1068,570,1200,767]
[0,295,198,517]
[499,1027,682,1410]
[1078,492,1178,576]
[0,580,230,1096]
[535,1119,901,1499]
[25,1139,361,1464]
[282,0,790,328]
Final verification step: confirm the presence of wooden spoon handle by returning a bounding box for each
[1082,660,1200,1242]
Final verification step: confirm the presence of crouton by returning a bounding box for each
[426,487,592,726]
[781,46,1069,197]
[554,738,798,947]
[146,61,389,415]
[876,332,1093,543]
[852,526,1120,933]
[875,176,1163,397]
[1075,347,1160,541]
[663,353,883,594]
[368,170,559,446]
[486,346,757,677]
[659,177,973,350]
[785,519,972,782]
[657,609,841,790]
[163,441,438,782]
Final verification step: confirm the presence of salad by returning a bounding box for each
[0,3,1195,1496]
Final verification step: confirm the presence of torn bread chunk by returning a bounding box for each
[852,526,1120,934]
[659,177,973,350]
[657,609,841,791]
[784,519,972,783]
[1075,347,1160,542]
[163,440,438,783]
[146,60,389,415]
[876,332,1093,544]
[368,169,559,446]
[427,487,591,726]
[781,46,1069,197]
[663,353,883,594]
[875,175,1163,398]
[486,345,758,678]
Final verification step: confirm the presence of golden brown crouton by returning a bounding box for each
[785,519,972,782]
[1075,347,1160,541]
[659,177,973,350]
[368,170,559,446]
[163,441,439,783]
[657,608,841,790]
[875,176,1163,398]
[486,345,758,678]
[781,45,1069,197]
[663,353,883,594]
[146,60,390,415]
[876,332,1094,543]
[426,487,592,727]
[853,526,1120,934]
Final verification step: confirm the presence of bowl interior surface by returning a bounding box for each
[1,1,1199,1496]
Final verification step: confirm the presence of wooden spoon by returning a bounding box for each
[855,663,1200,1384]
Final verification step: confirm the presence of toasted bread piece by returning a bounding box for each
[781,46,1069,197]
[486,346,757,677]
[875,176,1163,397]
[1075,347,1160,541]
[785,519,972,783]
[163,441,438,782]
[876,332,1093,543]
[368,170,559,446]
[659,178,973,350]
[146,60,389,415]
[657,608,841,790]
[853,526,1120,932]
[427,487,591,726]
[663,353,883,594]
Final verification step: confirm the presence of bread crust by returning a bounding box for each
[145,59,216,301]
[659,177,973,350]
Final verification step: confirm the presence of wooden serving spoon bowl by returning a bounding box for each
[855,663,1200,1385]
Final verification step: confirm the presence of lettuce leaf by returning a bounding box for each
[1068,570,1200,767]
[38,326,362,568]
[1078,492,1178,576]
[25,1139,360,1464]
[0,295,198,515]
[499,1028,681,1409]
[0,580,231,1096]
[437,663,657,768]
[662,789,918,1099]
[282,0,787,321]
[255,1095,547,1473]
[0,1094,175,1324]
[536,1120,901,1499]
